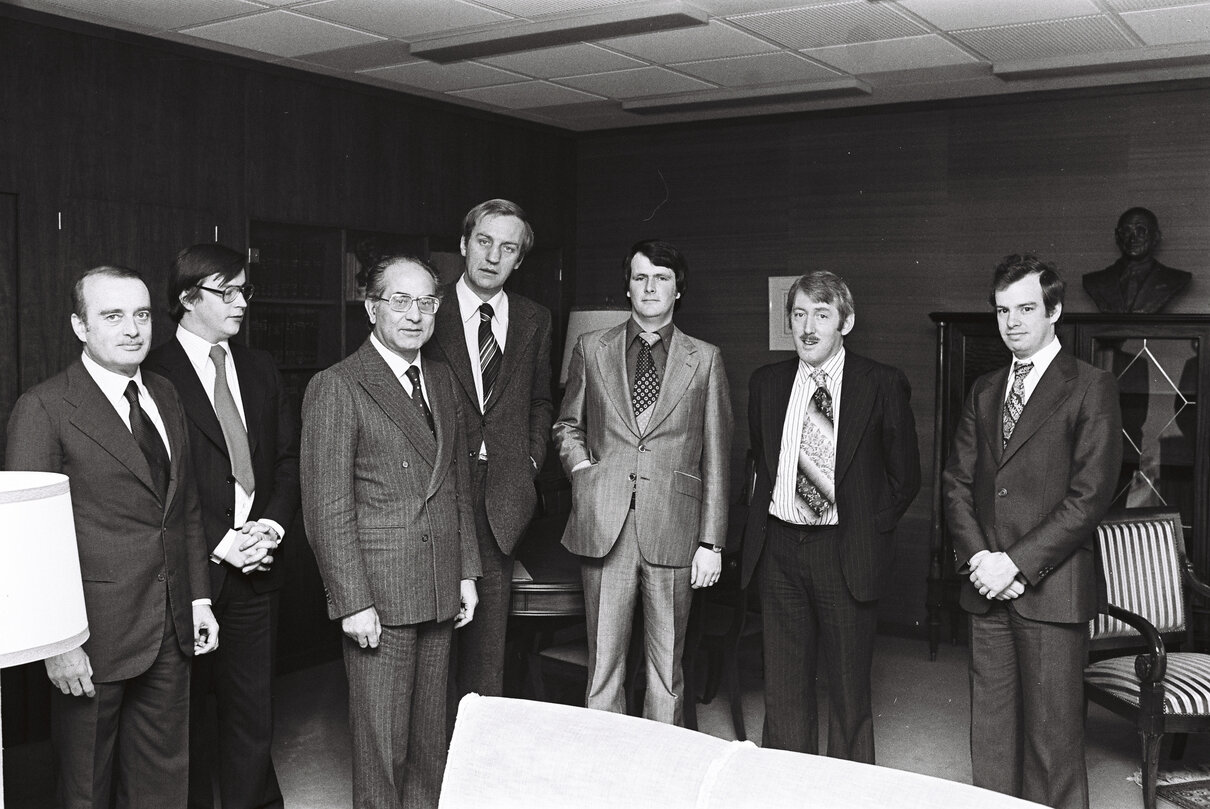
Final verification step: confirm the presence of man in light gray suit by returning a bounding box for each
[301,254,480,809]
[554,239,731,725]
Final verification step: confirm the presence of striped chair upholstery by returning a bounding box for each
[1089,516,1186,642]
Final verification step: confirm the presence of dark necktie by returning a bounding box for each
[478,302,502,406]
[124,380,170,500]
[632,332,660,432]
[1002,361,1033,447]
[209,344,256,492]
[405,365,435,435]
[795,369,835,522]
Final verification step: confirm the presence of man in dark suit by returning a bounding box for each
[741,270,920,763]
[144,244,300,809]
[5,265,218,808]
[302,254,480,809]
[554,239,732,725]
[426,199,553,707]
[943,255,1122,809]
[1082,207,1191,313]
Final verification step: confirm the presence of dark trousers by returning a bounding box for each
[758,519,878,763]
[344,619,453,809]
[969,603,1089,809]
[189,576,282,809]
[52,604,190,809]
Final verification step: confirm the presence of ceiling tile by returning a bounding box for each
[701,0,840,14]
[730,1,929,49]
[29,0,264,31]
[182,9,383,57]
[450,80,604,108]
[1121,5,1210,44]
[300,39,413,70]
[598,20,776,63]
[481,42,644,77]
[953,16,1134,62]
[475,0,639,18]
[362,60,526,92]
[1105,0,1210,10]
[805,34,979,74]
[672,52,839,87]
[557,66,715,98]
[897,0,1101,31]
[295,0,511,40]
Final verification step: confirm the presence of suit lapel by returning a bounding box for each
[764,360,797,481]
[835,353,875,485]
[491,298,536,413]
[596,324,638,436]
[355,342,438,463]
[999,352,1078,467]
[158,338,229,459]
[425,361,456,499]
[65,361,160,499]
[145,374,184,507]
[434,294,479,411]
[978,367,1010,464]
[644,326,698,434]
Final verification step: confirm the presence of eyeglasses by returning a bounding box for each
[196,284,255,304]
[370,293,441,315]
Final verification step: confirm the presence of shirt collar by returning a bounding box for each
[80,350,148,406]
[626,317,674,346]
[456,275,507,326]
[799,346,846,383]
[175,323,232,375]
[370,332,423,379]
[1015,336,1062,376]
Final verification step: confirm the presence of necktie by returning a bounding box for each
[1002,361,1034,447]
[405,365,435,435]
[124,380,170,501]
[478,302,502,407]
[632,332,661,433]
[795,369,835,522]
[209,344,256,493]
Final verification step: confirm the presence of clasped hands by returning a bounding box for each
[968,550,1026,600]
[222,520,280,574]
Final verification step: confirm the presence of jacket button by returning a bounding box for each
[225,508,234,517]
[628,473,636,481]
[638,444,648,452]
[996,488,1008,497]
[157,572,165,582]
[402,461,409,469]
[421,534,429,543]
[226,475,235,484]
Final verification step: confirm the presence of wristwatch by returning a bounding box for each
[699,542,724,554]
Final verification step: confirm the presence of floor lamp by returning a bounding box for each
[0,472,89,809]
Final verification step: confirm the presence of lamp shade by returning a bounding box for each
[0,472,88,668]
[560,307,631,386]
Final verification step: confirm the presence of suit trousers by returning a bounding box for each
[52,602,190,809]
[581,509,693,725]
[344,618,453,809]
[189,576,282,809]
[451,459,515,703]
[969,603,1089,809]
[758,519,878,763]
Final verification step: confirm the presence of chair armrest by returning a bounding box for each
[1182,558,1210,602]
[1105,604,1167,683]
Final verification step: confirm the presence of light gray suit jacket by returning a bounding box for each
[300,340,481,627]
[553,322,732,566]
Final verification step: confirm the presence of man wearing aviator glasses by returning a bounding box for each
[302,254,480,809]
[146,243,300,809]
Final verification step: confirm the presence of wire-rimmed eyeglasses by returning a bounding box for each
[370,293,441,315]
[196,284,255,304]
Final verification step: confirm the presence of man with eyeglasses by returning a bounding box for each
[145,243,300,809]
[1082,206,1192,313]
[302,254,480,809]
[7,264,218,808]
[426,199,553,721]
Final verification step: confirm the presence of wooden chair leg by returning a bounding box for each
[1141,732,1163,809]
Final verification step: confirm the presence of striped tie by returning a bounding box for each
[1002,361,1033,447]
[478,302,501,406]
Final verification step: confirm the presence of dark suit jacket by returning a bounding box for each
[1082,259,1192,314]
[741,352,921,598]
[553,322,732,566]
[5,360,209,681]
[145,338,300,598]
[425,287,553,554]
[300,340,481,626]
[942,350,1122,622]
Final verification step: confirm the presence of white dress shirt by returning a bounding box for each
[456,276,507,460]
[1003,336,1062,407]
[370,332,431,406]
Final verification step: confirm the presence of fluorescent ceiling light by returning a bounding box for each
[622,78,872,114]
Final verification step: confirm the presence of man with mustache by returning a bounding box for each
[6,265,218,807]
[1082,206,1191,313]
[741,270,920,762]
[145,244,300,809]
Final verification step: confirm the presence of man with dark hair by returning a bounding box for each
[944,254,1122,809]
[144,243,299,809]
[742,270,920,763]
[426,198,553,713]
[6,265,218,808]
[302,254,480,809]
[554,239,731,725]
[1082,207,1192,313]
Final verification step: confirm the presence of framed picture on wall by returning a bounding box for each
[768,276,797,351]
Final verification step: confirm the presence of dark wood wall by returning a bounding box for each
[575,82,1210,634]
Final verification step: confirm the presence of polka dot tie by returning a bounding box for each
[632,332,660,432]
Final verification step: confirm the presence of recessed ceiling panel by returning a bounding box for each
[897,0,1101,31]
[1122,5,1210,45]
[296,0,510,40]
[450,80,604,108]
[481,43,645,78]
[362,60,526,92]
[599,20,776,63]
[731,1,928,49]
[301,39,414,71]
[182,9,384,57]
[805,34,978,74]
[558,66,715,98]
[30,0,262,31]
[954,15,1134,62]
[673,52,839,87]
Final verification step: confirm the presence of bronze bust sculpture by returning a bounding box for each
[1082,207,1191,314]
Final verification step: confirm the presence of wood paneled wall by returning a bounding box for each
[575,84,1210,634]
